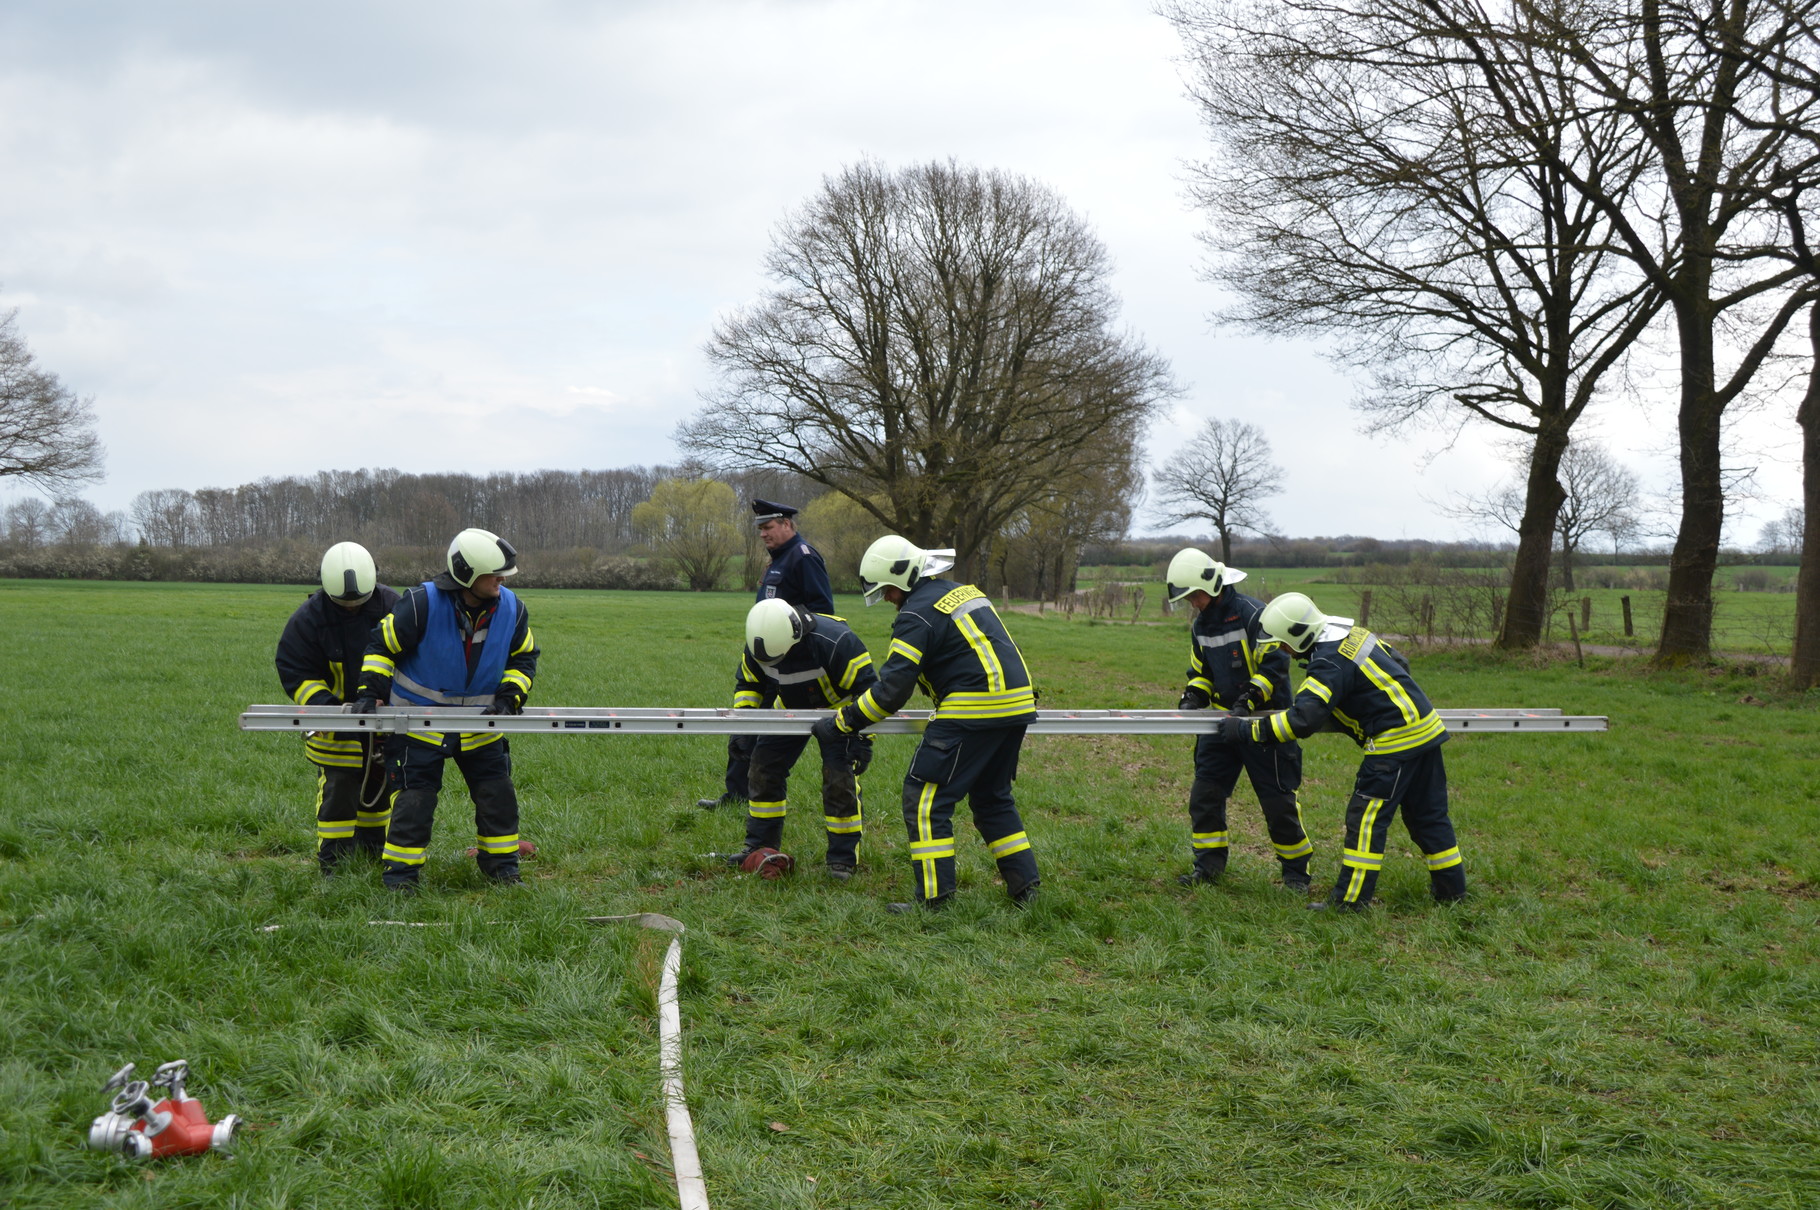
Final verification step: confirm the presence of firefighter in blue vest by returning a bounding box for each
[1225,591,1467,911]
[274,542,400,873]
[1165,548,1312,892]
[726,598,877,878]
[352,528,539,891]
[814,535,1041,912]
[697,498,837,810]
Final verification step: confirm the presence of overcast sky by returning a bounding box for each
[0,0,1803,545]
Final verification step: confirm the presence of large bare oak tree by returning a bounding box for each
[679,160,1174,576]
[0,307,104,494]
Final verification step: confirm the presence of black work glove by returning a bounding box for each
[1219,714,1254,745]
[1177,686,1211,711]
[847,733,874,776]
[810,714,843,745]
[481,690,524,716]
[1230,685,1266,715]
[348,695,380,715]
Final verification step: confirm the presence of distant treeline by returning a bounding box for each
[1092,535,1799,571]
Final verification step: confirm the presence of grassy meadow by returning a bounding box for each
[2,579,1817,1209]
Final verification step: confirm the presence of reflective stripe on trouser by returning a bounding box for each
[723,685,775,798]
[900,723,1037,905]
[746,732,863,865]
[1189,734,1310,878]
[381,734,520,884]
[1329,746,1463,906]
[314,758,388,870]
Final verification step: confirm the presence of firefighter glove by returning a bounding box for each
[1231,685,1265,714]
[1219,714,1253,745]
[349,695,380,715]
[847,733,874,776]
[810,714,843,745]
[1178,686,1211,711]
[482,690,524,716]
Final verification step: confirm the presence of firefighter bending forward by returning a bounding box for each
[1227,592,1467,911]
[729,599,877,877]
[353,528,540,890]
[275,542,400,873]
[813,536,1041,912]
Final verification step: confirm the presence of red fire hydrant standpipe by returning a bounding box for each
[87,1060,239,1159]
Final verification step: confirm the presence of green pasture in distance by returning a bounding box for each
[2,579,1817,1209]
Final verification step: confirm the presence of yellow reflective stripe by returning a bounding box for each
[823,813,863,833]
[501,669,531,693]
[1188,676,1214,695]
[840,652,872,691]
[363,653,396,677]
[357,808,391,827]
[889,638,923,663]
[1331,708,1366,743]
[986,831,1030,858]
[1269,712,1296,743]
[909,837,954,859]
[733,690,765,709]
[1302,677,1332,703]
[293,679,332,706]
[1342,848,1383,870]
[856,690,891,723]
[1358,656,1422,725]
[1425,846,1463,870]
[955,615,1007,692]
[381,615,402,654]
[1191,831,1230,850]
[1248,673,1272,695]
[476,833,520,854]
[514,627,535,656]
[748,800,787,819]
[383,843,427,865]
[458,732,505,751]
[1273,838,1314,859]
[1365,712,1446,753]
[1341,866,1369,902]
[1357,796,1388,853]
[317,821,356,839]
[932,687,1035,720]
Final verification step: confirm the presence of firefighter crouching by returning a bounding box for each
[275,542,400,873]
[352,528,539,891]
[814,536,1041,912]
[1225,592,1467,911]
[1165,548,1312,892]
[727,599,877,878]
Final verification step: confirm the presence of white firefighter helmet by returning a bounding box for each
[747,598,813,664]
[1259,591,1330,653]
[1164,548,1247,603]
[858,535,958,606]
[447,528,518,588]
[319,541,377,605]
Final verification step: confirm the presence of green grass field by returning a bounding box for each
[3,580,1818,1208]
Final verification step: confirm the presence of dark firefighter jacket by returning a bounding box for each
[1248,623,1446,758]
[276,583,400,768]
[833,578,1036,733]
[359,572,539,750]
[734,613,877,710]
[1187,587,1292,710]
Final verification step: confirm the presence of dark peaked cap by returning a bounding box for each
[751,498,801,522]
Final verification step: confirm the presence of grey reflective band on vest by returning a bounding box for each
[391,670,497,707]
[950,596,995,617]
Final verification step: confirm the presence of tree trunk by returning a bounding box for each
[1657,301,1722,665]
[1218,526,1233,563]
[1559,537,1576,593]
[1792,302,1820,689]
[1498,425,1569,649]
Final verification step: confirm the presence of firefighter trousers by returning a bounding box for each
[742,732,863,865]
[900,722,1038,906]
[313,742,390,873]
[1329,746,1465,908]
[1187,734,1311,882]
[381,734,522,888]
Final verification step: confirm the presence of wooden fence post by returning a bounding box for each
[1581,596,1592,633]
[1621,595,1634,637]
[1359,590,1372,627]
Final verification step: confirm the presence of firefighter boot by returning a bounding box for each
[729,814,785,866]
[1178,777,1230,886]
[316,837,357,876]
[1430,865,1468,903]
[997,849,1041,907]
[381,788,436,891]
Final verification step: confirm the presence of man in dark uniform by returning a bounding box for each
[1228,591,1467,911]
[353,527,539,891]
[275,542,400,873]
[814,534,1041,912]
[1164,548,1312,892]
[726,598,877,878]
[697,497,836,809]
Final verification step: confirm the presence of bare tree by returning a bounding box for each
[3,496,50,548]
[1165,0,1661,649]
[680,159,1173,576]
[46,496,113,547]
[1150,417,1282,562]
[130,488,197,547]
[631,477,742,591]
[1446,439,1641,588]
[0,307,104,494]
[1757,503,1804,552]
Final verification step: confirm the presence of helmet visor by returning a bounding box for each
[860,578,886,607]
